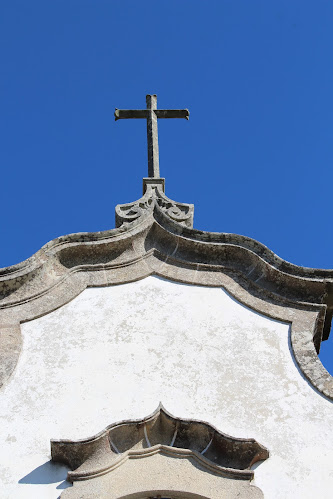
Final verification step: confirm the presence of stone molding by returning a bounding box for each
[51,404,268,498]
[0,208,333,398]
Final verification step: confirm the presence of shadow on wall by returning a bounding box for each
[19,460,71,491]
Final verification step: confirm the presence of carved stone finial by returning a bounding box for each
[115,180,194,228]
[114,95,193,228]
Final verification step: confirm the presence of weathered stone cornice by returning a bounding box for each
[0,208,333,399]
[51,404,268,497]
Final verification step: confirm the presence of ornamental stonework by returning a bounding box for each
[51,404,268,498]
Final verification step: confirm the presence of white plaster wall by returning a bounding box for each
[0,276,332,498]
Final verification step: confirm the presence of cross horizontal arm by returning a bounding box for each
[114,109,189,121]
[155,109,189,120]
[114,109,148,120]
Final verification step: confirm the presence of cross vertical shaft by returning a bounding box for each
[114,94,189,180]
[146,94,160,178]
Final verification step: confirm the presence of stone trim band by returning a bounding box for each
[0,207,332,399]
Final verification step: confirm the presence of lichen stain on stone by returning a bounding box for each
[6,435,16,443]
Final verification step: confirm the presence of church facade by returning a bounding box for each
[0,96,332,498]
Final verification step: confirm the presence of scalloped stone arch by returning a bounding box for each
[0,211,332,400]
[52,405,267,499]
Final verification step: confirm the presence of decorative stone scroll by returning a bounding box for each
[51,404,268,498]
[115,180,194,228]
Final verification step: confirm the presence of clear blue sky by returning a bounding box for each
[1,1,333,374]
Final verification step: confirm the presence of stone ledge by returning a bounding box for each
[51,404,268,498]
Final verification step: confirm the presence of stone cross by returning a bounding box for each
[115,94,189,178]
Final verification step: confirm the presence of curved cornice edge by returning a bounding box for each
[0,211,332,399]
[51,403,269,482]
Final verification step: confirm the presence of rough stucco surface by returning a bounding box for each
[0,276,332,498]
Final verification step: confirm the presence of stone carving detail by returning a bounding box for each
[115,181,194,228]
[51,404,268,498]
